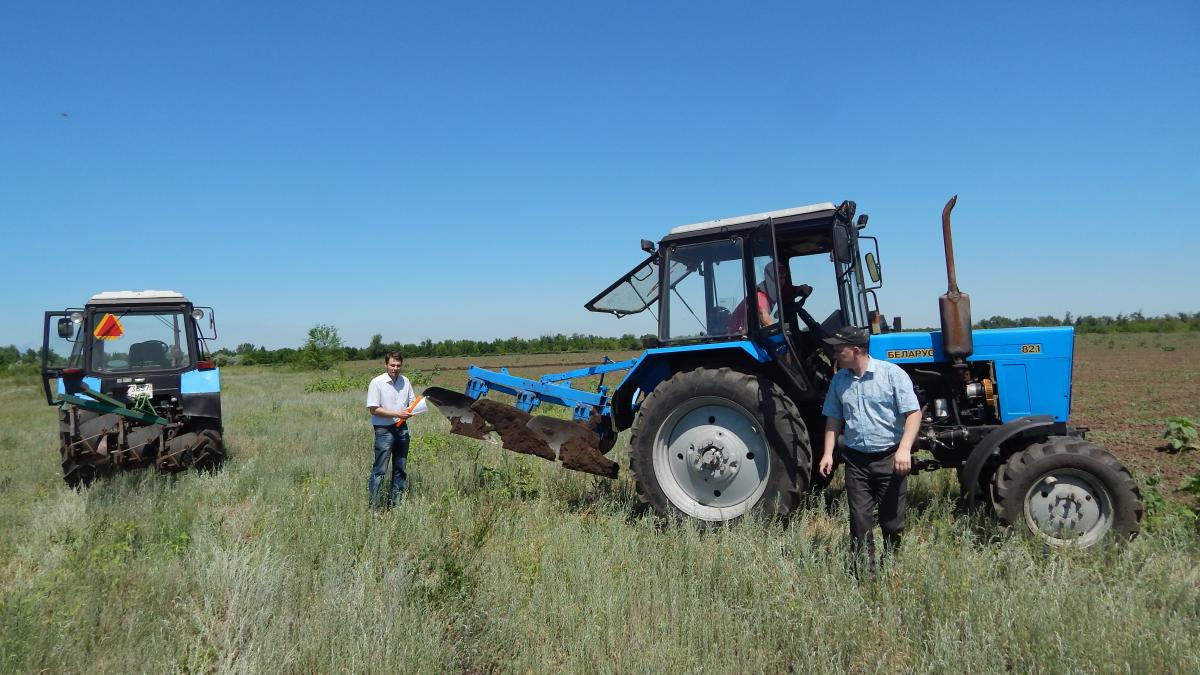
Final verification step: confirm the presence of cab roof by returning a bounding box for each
[662,202,837,243]
[87,290,191,306]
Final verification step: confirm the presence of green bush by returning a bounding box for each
[1163,417,1199,453]
[304,368,437,394]
[1181,472,1200,494]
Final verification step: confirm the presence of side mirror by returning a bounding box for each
[865,252,881,283]
[640,239,656,254]
[831,226,852,263]
[57,318,74,339]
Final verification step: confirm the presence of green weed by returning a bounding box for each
[1163,417,1199,453]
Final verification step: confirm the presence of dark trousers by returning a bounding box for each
[370,425,410,508]
[842,446,906,568]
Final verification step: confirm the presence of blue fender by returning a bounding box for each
[609,341,771,430]
[960,415,1064,506]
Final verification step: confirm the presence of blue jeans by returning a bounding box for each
[370,425,410,508]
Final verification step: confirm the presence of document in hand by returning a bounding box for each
[398,391,427,417]
[407,396,428,415]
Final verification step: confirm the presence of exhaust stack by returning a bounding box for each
[938,195,973,364]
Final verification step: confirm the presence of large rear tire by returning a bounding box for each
[192,429,227,472]
[59,407,102,489]
[992,436,1143,547]
[628,367,810,524]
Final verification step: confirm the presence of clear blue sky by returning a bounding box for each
[2,1,1197,350]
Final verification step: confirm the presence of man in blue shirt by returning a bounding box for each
[366,352,416,509]
[818,326,921,571]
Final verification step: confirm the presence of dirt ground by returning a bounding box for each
[1070,333,1200,493]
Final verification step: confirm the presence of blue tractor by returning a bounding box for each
[426,198,1142,546]
[40,291,226,487]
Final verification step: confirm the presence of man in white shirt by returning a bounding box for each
[366,352,415,508]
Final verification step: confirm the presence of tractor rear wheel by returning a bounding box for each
[629,367,810,524]
[59,407,101,489]
[992,436,1143,547]
[192,429,227,472]
[61,458,96,489]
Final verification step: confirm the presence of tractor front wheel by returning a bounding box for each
[992,436,1143,547]
[629,367,810,524]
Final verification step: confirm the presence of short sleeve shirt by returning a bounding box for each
[367,373,415,427]
[821,357,920,453]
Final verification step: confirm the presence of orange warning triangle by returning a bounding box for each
[93,314,124,340]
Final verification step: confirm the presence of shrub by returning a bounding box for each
[304,367,436,394]
[305,372,373,393]
[1163,417,1199,453]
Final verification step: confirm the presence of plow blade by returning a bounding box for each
[470,399,556,461]
[526,416,618,479]
[423,387,494,440]
[424,389,619,479]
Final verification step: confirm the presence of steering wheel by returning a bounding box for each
[133,339,172,366]
[788,287,825,338]
[796,306,824,337]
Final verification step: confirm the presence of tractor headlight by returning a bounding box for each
[191,309,205,320]
[70,312,83,324]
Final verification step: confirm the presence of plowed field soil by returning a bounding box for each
[1071,333,1200,492]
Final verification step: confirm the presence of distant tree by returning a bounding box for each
[298,324,344,370]
[366,334,385,360]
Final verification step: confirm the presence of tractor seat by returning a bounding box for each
[128,341,168,367]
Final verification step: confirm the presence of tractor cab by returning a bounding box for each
[586,200,885,395]
[41,291,218,406]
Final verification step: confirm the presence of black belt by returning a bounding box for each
[843,444,898,459]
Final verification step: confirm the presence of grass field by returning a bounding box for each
[1,334,1198,672]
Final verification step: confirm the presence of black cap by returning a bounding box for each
[822,326,871,347]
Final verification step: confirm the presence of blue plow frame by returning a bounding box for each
[463,358,638,423]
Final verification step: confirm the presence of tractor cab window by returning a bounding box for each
[663,239,746,341]
[787,253,845,333]
[44,315,85,370]
[89,311,193,373]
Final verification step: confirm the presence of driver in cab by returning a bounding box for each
[728,261,812,333]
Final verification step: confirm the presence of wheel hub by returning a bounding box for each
[652,396,772,520]
[688,437,740,483]
[1025,472,1109,542]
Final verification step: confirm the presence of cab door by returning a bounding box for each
[41,311,85,405]
[748,221,818,400]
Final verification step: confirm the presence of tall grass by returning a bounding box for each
[1,367,1198,672]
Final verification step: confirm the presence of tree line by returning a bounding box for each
[4,312,1197,374]
[973,311,1200,334]
[211,326,646,367]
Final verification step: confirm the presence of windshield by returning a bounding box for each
[88,311,193,373]
[585,254,661,318]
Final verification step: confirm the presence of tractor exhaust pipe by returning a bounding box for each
[938,195,973,364]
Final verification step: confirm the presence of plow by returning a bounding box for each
[424,358,635,479]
